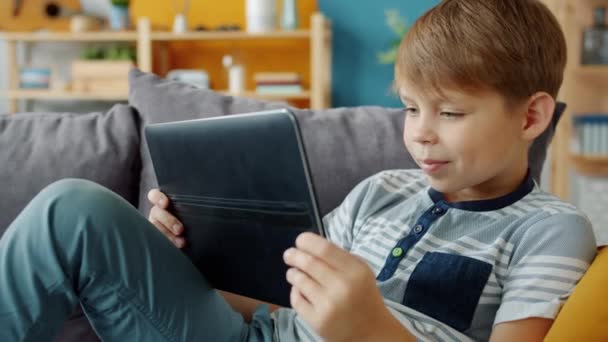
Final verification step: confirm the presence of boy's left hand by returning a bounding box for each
[283,232,409,342]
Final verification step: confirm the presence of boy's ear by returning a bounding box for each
[521,92,555,142]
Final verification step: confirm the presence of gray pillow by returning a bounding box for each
[0,104,141,236]
[129,68,562,217]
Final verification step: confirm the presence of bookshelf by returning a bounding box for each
[0,13,332,112]
[541,0,608,199]
[2,89,130,101]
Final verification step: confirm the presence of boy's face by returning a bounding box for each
[400,81,529,201]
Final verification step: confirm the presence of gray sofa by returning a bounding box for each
[0,69,562,341]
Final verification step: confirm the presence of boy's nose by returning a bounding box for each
[410,118,439,145]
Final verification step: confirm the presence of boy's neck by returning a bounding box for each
[440,165,530,203]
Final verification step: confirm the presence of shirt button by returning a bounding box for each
[414,224,423,233]
[392,247,404,257]
[432,207,444,215]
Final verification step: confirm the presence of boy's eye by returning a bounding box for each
[440,111,464,118]
[404,107,418,116]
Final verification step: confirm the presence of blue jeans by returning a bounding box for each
[0,179,274,341]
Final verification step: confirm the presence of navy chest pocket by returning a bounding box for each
[402,252,492,332]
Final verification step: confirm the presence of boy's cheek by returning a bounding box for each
[403,138,416,156]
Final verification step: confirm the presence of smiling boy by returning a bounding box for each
[0,0,597,341]
[153,0,598,340]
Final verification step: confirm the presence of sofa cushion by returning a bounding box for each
[0,104,141,236]
[129,68,563,217]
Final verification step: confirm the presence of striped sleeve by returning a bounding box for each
[494,213,597,325]
[321,174,376,251]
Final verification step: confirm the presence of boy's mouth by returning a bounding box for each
[420,159,449,173]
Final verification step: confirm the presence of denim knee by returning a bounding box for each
[33,178,132,238]
[41,178,119,213]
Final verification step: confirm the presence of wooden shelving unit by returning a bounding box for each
[150,30,311,41]
[571,154,608,176]
[1,89,311,102]
[575,65,608,76]
[541,0,608,199]
[0,13,332,112]
[0,31,138,42]
[2,89,129,101]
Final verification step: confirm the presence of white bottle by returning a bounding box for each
[223,55,245,94]
[173,13,188,34]
[281,0,298,30]
[246,0,276,33]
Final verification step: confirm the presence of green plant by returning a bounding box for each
[110,0,129,7]
[377,9,409,64]
[80,45,136,61]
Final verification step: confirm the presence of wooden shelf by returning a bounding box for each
[4,89,128,101]
[0,30,312,43]
[574,65,608,80]
[0,13,332,111]
[540,0,608,198]
[151,30,311,41]
[0,31,138,42]
[4,89,309,102]
[570,154,608,176]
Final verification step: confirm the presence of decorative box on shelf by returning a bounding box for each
[71,60,133,93]
[254,72,303,95]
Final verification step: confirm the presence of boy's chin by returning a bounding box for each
[424,175,460,194]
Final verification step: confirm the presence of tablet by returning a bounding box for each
[145,109,324,307]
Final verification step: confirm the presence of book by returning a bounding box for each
[254,72,301,83]
[256,84,303,94]
[255,80,302,86]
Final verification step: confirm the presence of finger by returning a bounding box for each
[286,268,324,304]
[149,206,183,235]
[290,287,314,321]
[283,248,338,288]
[150,218,186,248]
[147,189,169,209]
[294,232,353,270]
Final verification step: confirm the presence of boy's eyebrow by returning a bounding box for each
[401,90,471,107]
[399,94,416,104]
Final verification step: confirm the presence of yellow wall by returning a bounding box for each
[132,0,317,31]
[132,0,318,96]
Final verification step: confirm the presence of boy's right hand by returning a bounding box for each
[147,189,185,248]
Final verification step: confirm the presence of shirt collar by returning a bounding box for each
[427,170,535,212]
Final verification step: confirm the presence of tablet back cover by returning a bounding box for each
[145,109,323,306]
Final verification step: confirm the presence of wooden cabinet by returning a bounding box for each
[0,13,332,112]
[541,0,608,199]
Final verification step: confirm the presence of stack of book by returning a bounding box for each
[254,72,303,95]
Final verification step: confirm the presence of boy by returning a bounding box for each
[0,0,597,341]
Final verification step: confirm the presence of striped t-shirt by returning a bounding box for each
[271,169,597,341]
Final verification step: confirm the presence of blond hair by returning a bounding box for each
[394,0,566,103]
